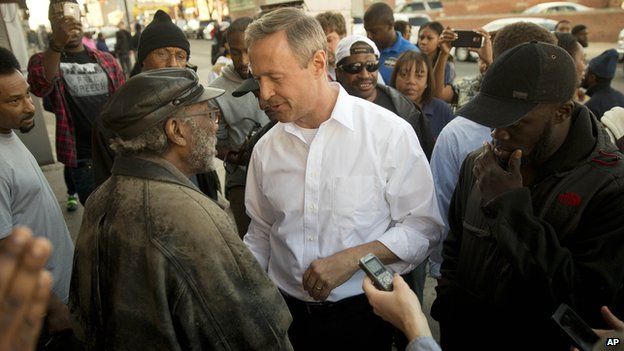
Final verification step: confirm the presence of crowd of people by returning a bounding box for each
[2,0,624,350]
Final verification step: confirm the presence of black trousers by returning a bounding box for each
[282,292,393,351]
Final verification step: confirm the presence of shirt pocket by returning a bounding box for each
[331,176,381,234]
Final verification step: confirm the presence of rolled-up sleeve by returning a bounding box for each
[377,126,445,274]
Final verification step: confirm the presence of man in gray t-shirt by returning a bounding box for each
[0,47,74,303]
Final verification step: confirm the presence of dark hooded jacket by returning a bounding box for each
[70,155,292,351]
[431,105,624,351]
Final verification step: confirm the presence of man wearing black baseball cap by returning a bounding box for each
[432,42,624,351]
[70,68,292,349]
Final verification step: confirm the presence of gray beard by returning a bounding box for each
[186,119,217,174]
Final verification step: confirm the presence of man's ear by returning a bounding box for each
[164,117,189,147]
[310,49,327,78]
[554,101,574,124]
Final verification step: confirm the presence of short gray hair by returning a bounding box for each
[110,121,169,157]
[245,7,327,68]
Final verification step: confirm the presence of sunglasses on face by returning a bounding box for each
[337,61,380,74]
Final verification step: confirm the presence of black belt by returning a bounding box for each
[281,291,369,315]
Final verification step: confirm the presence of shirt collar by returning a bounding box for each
[283,83,354,137]
[381,31,404,54]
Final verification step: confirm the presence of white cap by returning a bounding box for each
[334,35,380,66]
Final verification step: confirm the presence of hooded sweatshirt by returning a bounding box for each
[209,65,270,191]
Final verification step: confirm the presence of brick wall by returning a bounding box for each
[433,9,624,42]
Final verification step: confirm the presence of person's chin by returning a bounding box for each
[66,38,82,49]
[237,68,249,79]
[19,121,35,134]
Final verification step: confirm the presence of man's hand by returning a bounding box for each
[363,274,432,342]
[473,142,523,204]
[302,250,359,301]
[0,227,53,351]
[51,17,81,49]
[468,28,493,67]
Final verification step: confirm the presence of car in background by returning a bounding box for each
[523,1,592,14]
[483,17,558,32]
[394,0,444,15]
[452,17,558,62]
[617,28,624,62]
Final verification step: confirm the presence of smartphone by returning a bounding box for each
[359,253,394,291]
[63,3,81,21]
[551,303,600,351]
[452,30,483,48]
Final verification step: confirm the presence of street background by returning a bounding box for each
[36,38,624,342]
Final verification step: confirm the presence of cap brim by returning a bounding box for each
[456,93,538,128]
[232,78,259,97]
[193,86,225,103]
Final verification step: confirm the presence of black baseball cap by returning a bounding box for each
[457,41,577,128]
[232,78,260,97]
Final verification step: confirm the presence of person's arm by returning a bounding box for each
[242,149,274,270]
[433,27,456,103]
[0,227,53,351]
[302,126,445,301]
[428,123,462,278]
[27,18,81,97]
[363,275,441,351]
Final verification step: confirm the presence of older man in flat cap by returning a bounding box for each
[69,68,292,351]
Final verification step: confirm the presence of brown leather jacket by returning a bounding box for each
[69,155,292,350]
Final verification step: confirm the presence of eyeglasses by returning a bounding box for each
[153,49,188,64]
[337,61,380,74]
[184,108,221,124]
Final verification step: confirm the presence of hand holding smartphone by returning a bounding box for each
[452,30,484,48]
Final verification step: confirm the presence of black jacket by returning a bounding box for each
[586,83,624,120]
[376,84,435,160]
[431,105,624,351]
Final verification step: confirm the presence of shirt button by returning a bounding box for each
[307,236,314,241]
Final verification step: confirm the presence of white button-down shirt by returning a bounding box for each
[244,85,444,302]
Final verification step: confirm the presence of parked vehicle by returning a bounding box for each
[394,0,443,14]
[523,1,592,14]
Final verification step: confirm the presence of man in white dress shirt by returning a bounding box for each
[243,8,444,350]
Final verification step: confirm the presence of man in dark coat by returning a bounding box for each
[432,42,624,351]
[70,68,292,350]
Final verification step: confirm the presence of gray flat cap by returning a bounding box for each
[101,68,225,140]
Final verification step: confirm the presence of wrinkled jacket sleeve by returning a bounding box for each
[27,52,58,97]
[482,180,624,325]
[162,191,291,350]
